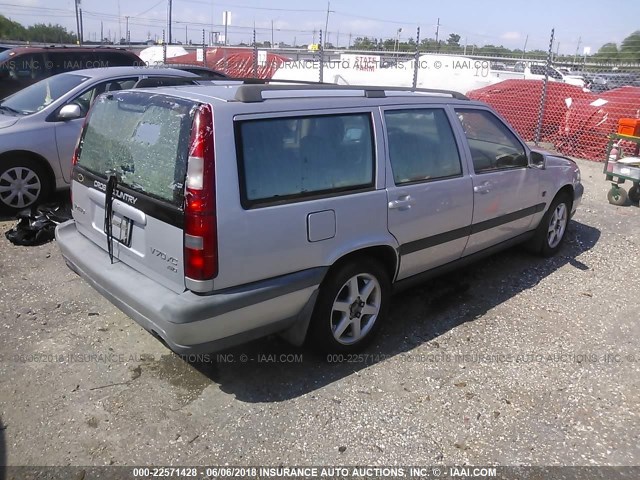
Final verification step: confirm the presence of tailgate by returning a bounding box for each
[71,91,196,294]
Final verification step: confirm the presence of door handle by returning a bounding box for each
[388,195,414,210]
[473,182,492,194]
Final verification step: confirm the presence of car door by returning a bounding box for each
[384,107,473,280]
[54,77,138,183]
[453,107,542,256]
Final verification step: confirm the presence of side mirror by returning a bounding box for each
[58,104,82,120]
[530,151,546,169]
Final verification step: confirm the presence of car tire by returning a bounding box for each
[307,258,390,354]
[530,193,572,257]
[0,156,51,214]
[627,185,640,204]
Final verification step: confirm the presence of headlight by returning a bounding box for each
[574,168,581,184]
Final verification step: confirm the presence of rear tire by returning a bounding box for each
[307,258,390,354]
[0,156,51,214]
[628,185,640,204]
[530,193,571,257]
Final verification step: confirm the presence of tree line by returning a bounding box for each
[351,31,640,64]
[0,15,77,44]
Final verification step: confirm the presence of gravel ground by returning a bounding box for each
[0,158,638,468]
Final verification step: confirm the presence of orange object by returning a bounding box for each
[617,118,640,137]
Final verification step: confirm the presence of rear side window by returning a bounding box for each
[237,113,374,207]
[99,52,138,66]
[7,53,46,80]
[385,108,462,184]
[77,92,195,205]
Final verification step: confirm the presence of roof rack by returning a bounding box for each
[232,82,469,103]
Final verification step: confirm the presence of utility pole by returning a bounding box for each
[118,0,121,43]
[223,11,230,46]
[336,30,339,49]
[348,33,352,49]
[100,21,103,44]
[573,36,582,64]
[168,0,173,44]
[435,17,440,52]
[78,2,84,44]
[323,1,331,49]
[185,25,188,44]
[271,20,274,48]
[74,0,81,44]
[125,16,129,44]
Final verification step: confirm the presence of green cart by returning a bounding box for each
[604,133,640,206]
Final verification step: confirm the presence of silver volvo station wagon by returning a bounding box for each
[56,83,583,354]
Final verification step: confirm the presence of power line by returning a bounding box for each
[176,0,325,13]
[132,0,166,18]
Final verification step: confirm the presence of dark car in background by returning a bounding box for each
[0,46,142,99]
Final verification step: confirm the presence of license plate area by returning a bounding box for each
[111,215,133,247]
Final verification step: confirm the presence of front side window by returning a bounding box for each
[237,113,374,206]
[385,108,462,184]
[455,109,527,173]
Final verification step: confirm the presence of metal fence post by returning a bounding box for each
[534,28,555,145]
[202,29,206,67]
[252,28,258,78]
[162,30,167,63]
[318,30,324,83]
[412,26,420,90]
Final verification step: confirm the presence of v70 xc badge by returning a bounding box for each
[150,247,179,273]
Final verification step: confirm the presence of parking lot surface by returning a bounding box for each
[0,158,638,467]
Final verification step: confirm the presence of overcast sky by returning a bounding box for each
[2,0,639,53]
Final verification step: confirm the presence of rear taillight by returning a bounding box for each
[184,104,217,287]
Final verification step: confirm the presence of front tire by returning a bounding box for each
[308,258,390,354]
[0,156,51,214]
[607,187,628,206]
[530,193,571,257]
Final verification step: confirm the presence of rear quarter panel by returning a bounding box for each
[211,105,398,290]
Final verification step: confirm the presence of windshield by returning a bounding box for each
[0,73,89,115]
[0,50,11,62]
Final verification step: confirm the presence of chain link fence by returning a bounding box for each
[132,28,640,163]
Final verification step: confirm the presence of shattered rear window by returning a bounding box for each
[77,91,195,205]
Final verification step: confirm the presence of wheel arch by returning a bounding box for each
[325,245,399,284]
[547,184,574,214]
[0,150,57,192]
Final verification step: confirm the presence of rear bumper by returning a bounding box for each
[55,220,323,354]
